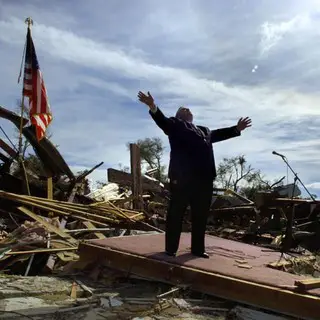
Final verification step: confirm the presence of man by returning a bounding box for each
[138,91,252,258]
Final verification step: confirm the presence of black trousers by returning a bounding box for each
[165,179,213,254]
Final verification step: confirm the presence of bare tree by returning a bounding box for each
[215,155,255,191]
[215,155,284,200]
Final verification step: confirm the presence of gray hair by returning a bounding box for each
[175,107,185,119]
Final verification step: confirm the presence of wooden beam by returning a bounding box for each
[295,279,320,291]
[0,105,28,128]
[47,177,53,200]
[6,247,78,255]
[78,243,320,320]
[0,138,17,158]
[45,175,54,271]
[65,227,112,233]
[224,189,254,205]
[130,143,143,210]
[46,218,67,271]
[0,152,10,163]
[74,161,104,183]
[7,195,118,224]
[107,168,165,193]
[18,206,78,246]
[47,176,53,219]
[82,221,106,239]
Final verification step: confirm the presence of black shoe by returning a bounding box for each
[165,251,176,257]
[192,252,209,259]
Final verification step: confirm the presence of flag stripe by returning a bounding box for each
[22,28,52,141]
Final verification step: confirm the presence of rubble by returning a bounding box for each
[0,268,293,320]
[0,190,163,275]
[107,166,320,256]
[0,104,319,319]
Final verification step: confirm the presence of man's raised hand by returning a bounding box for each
[237,117,252,132]
[138,91,155,109]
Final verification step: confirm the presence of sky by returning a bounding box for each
[1,0,320,195]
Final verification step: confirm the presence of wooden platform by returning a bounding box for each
[78,233,320,320]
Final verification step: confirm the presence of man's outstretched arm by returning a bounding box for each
[210,126,240,143]
[210,117,252,143]
[138,91,175,135]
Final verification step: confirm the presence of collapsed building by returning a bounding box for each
[0,104,319,319]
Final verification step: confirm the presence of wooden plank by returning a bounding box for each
[56,251,79,262]
[0,138,17,158]
[18,206,78,246]
[224,189,254,204]
[6,247,78,255]
[0,152,10,163]
[8,196,118,224]
[65,228,112,233]
[274,198,320,205]
[78,243,320,320]
[74,161,104,183]
[82,221,106,239]
[107,168,164,193]
[0,105,29,127]
[46,218,67,271]
[295,279,320,291]
[47,177,53,200]
[130,143,143,210]
[68,182,81,203]
[47,176,53,220]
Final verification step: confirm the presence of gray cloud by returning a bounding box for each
[1,0,320,192]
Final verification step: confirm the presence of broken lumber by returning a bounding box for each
[18,206,78,246]
[0,138,17,158]
[295,279,320,291]
[108,168,164,193]
[5,247,78,255]
[82,221,106,239]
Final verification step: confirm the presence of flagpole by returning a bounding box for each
[20,19,33,273]
[18,17,33,157]
[17,17,33,197]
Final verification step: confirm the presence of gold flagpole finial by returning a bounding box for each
[25,17,33,28]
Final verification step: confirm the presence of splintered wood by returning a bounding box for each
[267,255,317,271]
[0,189,158,274]
[18,206,78,246]
[0,191,146,227]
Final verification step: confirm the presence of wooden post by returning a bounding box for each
[45,176,66,272]
[130,143,143,210]
[47,176,53,218]
[47,177,53,200]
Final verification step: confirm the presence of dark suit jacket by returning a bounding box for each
[150,107,241,183]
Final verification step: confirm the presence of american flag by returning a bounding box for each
[23,27,52,141]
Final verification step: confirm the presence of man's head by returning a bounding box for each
[175,107,193,123]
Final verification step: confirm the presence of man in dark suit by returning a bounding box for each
[138,91,252,258]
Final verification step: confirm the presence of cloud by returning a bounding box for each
[259,14,311,55]
[1,1,320,196]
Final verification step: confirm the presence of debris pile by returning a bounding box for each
[0,104,320,319]
[107,166,320,254]
[0,190,161,275]
[0,105,161,276]
[0,267,291,320]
